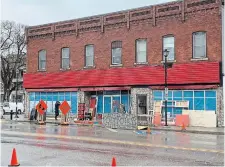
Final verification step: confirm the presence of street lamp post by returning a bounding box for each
[15,69,19,118]
[164,49,170,126]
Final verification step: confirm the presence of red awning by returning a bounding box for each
[24,62,220,89]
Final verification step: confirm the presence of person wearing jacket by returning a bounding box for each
[55,101,60,120]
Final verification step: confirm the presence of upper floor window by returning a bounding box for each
[193,32,206,59]
[38,50,46,70]
[61,47,70,69]
[163,36,175,61]
[111,41,122,65]
[85,45,94,67]
[136,39,147,63]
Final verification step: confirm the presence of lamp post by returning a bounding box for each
[15,69,19,118]
[164,49,170,126]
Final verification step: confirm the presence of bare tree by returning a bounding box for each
[1,20,26,101]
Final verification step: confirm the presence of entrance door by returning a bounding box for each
[137,95,147,115]
[104,96,120,113]
[112,96,120,113]
[104,97,111,113]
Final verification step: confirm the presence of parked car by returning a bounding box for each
[2,102,24,114]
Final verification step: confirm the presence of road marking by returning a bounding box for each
[1,130,224,154]
[106,127,118,133]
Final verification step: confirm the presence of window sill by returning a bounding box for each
[60,68,71,71]
[110,64,123,67]
[83,66,96,69]
[134,62,149,65]
[37,69,46,72]
[191,58,208,61]
[161,60,176,63]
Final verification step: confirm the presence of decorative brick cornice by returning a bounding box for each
[26,0,220,41]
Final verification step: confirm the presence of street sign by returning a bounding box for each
[59,101,71,115]
[36,100,47,115]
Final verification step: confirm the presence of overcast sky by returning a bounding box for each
[1,0,174,26]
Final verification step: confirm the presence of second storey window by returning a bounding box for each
[61,47,70,69]
[85,45,94,67]
[136,39,147,63]
[193,32,206,59]
[163,36,175,61]
[38,50,46,70]
[111,41,122,65]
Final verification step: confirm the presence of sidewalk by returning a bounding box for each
[2,114,224,135]
[150,126,224,135]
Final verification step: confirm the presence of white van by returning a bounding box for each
[2,102,24,114]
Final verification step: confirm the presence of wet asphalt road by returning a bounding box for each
[1,120,224,166]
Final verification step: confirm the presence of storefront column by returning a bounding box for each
[78,90,85,103]
[217,87,224,127]
[24,91,30,117]
[130,88,152,115]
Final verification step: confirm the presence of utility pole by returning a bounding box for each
[15,69,19,118]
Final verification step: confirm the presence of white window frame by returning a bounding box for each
[61,47,70,69]
[163,36,175,61]
[136,39,147,63]
[193,32,207,59]
[111,41,122,65]
[85,45,94,67]
[38,50,46,70]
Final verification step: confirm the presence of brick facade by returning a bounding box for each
[24,0,224,128]
[26,0,223,74]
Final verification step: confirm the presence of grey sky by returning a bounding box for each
[1,0,173,26]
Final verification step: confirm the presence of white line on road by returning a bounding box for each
[106,127,118,133]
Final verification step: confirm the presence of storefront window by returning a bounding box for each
[29,91,77,114]
[153,90,216,113]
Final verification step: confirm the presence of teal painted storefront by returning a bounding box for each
[29,92,78,114]
[96,90,130,114]
[29,90,130,114]
[153,90,217,118]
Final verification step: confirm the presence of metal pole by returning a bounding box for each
[165,55,168,126]
[222,1,224,127]
[15,70,19,118]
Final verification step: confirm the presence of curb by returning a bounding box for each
[149,127,224,135]
[4,120,224,135]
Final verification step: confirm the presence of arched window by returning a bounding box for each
[38,50,46,70]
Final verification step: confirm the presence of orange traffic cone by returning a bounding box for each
[112,157,116,167]
[181,122,186,131]
[9,148,20,166]
[147,126,151,134]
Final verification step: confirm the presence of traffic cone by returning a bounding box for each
[147,126,151,134]
[181,122,186,131]
[9,148,20,166]
[112,157,116,167]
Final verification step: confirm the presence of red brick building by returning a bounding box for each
[24,0,224,127]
